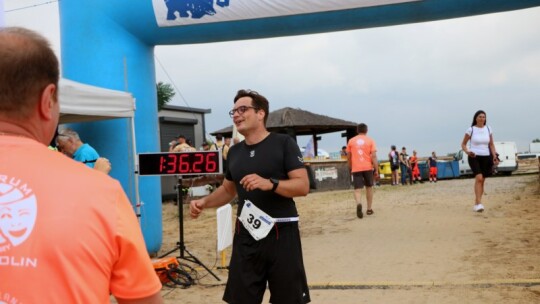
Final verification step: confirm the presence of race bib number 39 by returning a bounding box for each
[239,200,275,241]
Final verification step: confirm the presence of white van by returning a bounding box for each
[454,149,473,176]
[494,141,518,175]
[454,141,518,176]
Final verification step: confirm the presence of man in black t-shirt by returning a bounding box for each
[190,89,311,304]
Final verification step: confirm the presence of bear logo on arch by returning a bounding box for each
[165,0,230,20]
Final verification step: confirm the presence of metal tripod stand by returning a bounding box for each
[159,177,220,281]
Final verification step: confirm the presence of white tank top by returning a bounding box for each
[465,125,492,156]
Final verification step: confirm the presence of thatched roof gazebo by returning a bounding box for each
[211,107,358,155]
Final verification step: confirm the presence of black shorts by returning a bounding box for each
[390,164,399,171]
[223,221,310,304]
[468,155,493,177]
[352,170,374,189]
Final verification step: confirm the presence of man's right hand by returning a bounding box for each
[189,199,205,219]
[94,157,111,174]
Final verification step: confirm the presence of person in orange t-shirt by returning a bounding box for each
[410,150,422,183]
[346,123,379,218]
[0,27,162,304]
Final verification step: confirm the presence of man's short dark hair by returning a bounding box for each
[177,134,186,139]
[234,89,269,125]
[357,123,368,134]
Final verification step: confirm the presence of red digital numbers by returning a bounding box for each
[143,152,220,176]
[206,153,217,172]
[167,155,177,174]
[179,153,190,173]
[192,153,204,173]
[159,156,167,173]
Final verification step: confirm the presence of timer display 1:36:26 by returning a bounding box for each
[138,151,222,176]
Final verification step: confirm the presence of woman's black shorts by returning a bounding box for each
[468,155,493,177]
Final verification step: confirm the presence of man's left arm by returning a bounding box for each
[274,167,309,198]
[240,168,309,198]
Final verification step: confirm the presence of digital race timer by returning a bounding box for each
[138,151,222,176]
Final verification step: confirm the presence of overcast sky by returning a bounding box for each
[4,1,540,156]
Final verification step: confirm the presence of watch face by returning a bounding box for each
[138,151,222,176]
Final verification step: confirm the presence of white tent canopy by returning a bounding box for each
[59,78,135,123]
[57,78,140,207]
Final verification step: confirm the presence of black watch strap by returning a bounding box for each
[270,178,279,192]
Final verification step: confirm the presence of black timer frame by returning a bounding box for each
[138,151,223,281]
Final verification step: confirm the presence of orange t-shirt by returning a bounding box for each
[0,136,161,303]
[346,134,377,172]
[409,155,418,168]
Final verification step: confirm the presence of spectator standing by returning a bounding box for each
[56,128,100,169]
[190,89,311,303]
[428,151,438,182]
[346,123,379,218]
[201,140,213,151]
[410,150,422,183]
[0,27,162,304]
[172,134,195,152]
[388,145,400,185]
[53,128,111,174]
[215,134,224,149]
[399,147,412,185]
[461,110,499,212]
[340,146,347,158]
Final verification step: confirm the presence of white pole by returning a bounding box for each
[0,0,5,27]
[131,112,142,222]
[123,57,142,222]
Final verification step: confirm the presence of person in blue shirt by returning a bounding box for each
[55,128,100,169]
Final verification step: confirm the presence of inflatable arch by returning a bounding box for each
[59,0,540,253]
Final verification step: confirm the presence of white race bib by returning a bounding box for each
[239,200,275,241]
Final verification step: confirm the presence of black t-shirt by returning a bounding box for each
[226,133,306,218]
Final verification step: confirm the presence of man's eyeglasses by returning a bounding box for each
[229,106,258,117]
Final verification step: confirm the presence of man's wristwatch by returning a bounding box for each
[269,178,279,192]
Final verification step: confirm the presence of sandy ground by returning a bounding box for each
[154,174,540,303]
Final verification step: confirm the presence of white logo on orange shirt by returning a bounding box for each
[0,176,37,253]
[0,291,22,303]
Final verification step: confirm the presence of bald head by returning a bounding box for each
[0,27,60,144]
[0,27,59,119]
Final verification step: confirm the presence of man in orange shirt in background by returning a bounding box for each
[0,27,162,304]
[347,123,379,218]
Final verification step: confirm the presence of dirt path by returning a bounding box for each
[156,174,540,303]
